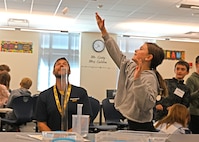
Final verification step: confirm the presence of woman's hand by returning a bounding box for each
[156,104,163,111]
[133,58,142,79]
[95,12,107,36]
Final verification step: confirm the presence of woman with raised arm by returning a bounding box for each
[95,12,167,132]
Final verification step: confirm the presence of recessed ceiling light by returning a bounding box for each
[192,13,199,16]
[185,31,199,35]
[190,5,199,10]
[176,3,199,10]
[7,18,29,27]
[8,18,29,23]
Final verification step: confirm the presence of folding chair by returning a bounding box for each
[32,95,39,132]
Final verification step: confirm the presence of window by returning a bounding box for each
[117,36,156,59]
[37,33,80,91]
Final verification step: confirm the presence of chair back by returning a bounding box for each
[102,98,125,122]
[10,95,34,124]
[88,96,100,125]
[31,95,39,120]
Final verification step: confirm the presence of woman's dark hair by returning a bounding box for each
[0,71,11,89]
[0,64,10,72]
[146,42,164,70]
[195,56,199,64]
[146,42,168,97]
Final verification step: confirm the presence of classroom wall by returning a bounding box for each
[0,30,39,94]
[80,32,118,101]
[156,40,199,81]
[0,30,198,100]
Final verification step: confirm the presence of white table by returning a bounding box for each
[0,132,41,142]
[0,132,94,142]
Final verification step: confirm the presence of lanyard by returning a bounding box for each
[53,84,71,116]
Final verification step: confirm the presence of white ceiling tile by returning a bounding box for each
[0,0,199,39]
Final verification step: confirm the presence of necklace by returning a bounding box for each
[53,84,71,116]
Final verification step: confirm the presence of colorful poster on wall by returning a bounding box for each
[0,41,33,53]
[164,50,185,60]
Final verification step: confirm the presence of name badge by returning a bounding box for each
[174,88,185,98]
[70,98,80,102]
[156,95,161,101]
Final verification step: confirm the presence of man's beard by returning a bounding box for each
[55,74,66,78]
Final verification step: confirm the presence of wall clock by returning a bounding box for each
[92,39,105,52]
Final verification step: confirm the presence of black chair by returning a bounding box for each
[102,98,128,130]
[88,96,117,132]
[1,96,34,132]
[89,96,100,126]
[32,95,39,132]
[88,96,101,133]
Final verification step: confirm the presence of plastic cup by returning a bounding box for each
[72,115,89,137]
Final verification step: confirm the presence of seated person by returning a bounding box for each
[0,64,11,73]
[35,57,92,131]
[0,71,11,92]
[154,103,191,134]
[0,84,10,107]
[6,77,32,107]
[0,71,11,108]
[5,77,32,119]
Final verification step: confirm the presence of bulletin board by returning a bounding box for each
[0,40,33,53]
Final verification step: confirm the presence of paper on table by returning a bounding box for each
[28,134,43,140]
[83,138,90,142]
